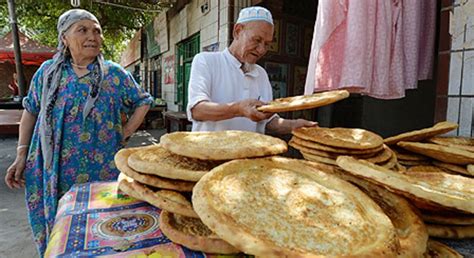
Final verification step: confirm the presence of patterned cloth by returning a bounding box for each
[304,0,437,99]
[23,58,153,256]
[44,182,247,257]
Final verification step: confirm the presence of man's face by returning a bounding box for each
[233,21,274,64]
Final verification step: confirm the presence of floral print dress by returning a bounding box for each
[22,59,153,255]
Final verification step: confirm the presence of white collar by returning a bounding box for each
[223,48,259,77]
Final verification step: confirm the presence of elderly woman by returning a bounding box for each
[4,9,152,255]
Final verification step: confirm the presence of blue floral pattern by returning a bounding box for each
[22,59,152,255]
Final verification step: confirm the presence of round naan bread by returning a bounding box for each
[115,148,195,191]
[384,121,458,145]
[398,142,474,165]
[428,136,474,152]
[421,212,474,226]
[118,174,198,218]
[160,130,287,160]
[392,147,429,161]
[290,136,383,156]
[257,90,350,113]
[293,127,383,150]
[336,157,474,214]
[310,162,428,258]
[432,161,474,177]
[159,211,239,254]
[426,223,474,239]
[127,144,221,182]
[423,240,462,258]
[192,157,400,257]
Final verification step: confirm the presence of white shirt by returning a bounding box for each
[187,48,274,133]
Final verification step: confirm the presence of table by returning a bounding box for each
[0,109,22,135]
[144,105,166,129]
[44,182,244,257]
[163,111,191,133]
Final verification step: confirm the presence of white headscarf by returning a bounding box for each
[39,9,105,169]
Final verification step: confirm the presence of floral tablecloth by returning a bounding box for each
[45,181,241,257]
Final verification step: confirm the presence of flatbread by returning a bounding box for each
[301,151,337,165]
[428,136,474,152]
[395,163,407,172]
[336,156,474,214]
[423,240,463,258]
[291,136,383,155]
[118,174,199,218]
[398,142,474,165]
[293,127,383,150]
[469,164,474,174]
[426,223,474,239]
[363,145,393,164]
[127,144,219,182]
[407,165,448,173]
[289,139,383,160]
[192,157,400,257]
[378,151,398,170]
[398,159,433,166]
[432,161,474,177]
[384,121,458,145]
[115,148,195,191]
[160,130,287,160]
[392,147,429,161]
[421,212,474,226]
[159,211,239,254]
[317,164,428,258]
[257,90,350,113]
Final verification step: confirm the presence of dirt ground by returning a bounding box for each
[0,129,164,258]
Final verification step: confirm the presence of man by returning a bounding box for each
[187,6,316,134]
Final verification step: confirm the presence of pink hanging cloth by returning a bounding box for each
[304,0,437,99]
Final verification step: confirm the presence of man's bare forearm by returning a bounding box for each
[191,101,241,121]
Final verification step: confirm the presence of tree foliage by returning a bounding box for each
[0,0,165,61]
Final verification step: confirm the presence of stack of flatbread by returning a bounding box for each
[336,156,474,242]
[115,130,288,253]
[290,127,401,170]
[384,121,474,177]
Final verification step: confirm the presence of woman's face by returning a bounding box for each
[62,20,103,61]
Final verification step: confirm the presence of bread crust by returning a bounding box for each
[160,131,287,160]
[293,127,383,150]
[336,156,474,214]
[115,148,196,190]
[193,157,400,257]
[257,90,349,113]
[384,122,458,145]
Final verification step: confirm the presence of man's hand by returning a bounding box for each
[291,118,318,130]
[237,99,274,122]
[266,117,318,135]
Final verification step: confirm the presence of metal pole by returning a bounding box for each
[7,0,27,98]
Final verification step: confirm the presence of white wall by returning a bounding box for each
[160,0,232,111]
[447,0,474,136]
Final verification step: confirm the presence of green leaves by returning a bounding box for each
[0,0,159,61]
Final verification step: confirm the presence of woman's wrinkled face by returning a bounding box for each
[233,21,274,64]
[62,20,103,60]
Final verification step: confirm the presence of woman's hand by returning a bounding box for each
[5,150,27,189]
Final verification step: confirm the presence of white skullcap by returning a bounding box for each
[236,6,273,25]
